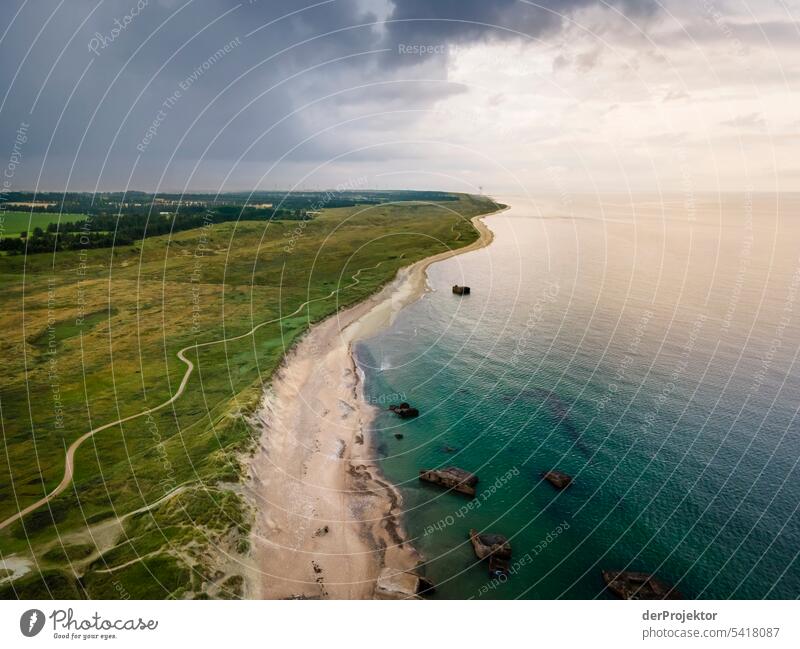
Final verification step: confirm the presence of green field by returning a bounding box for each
[0,211,86,237]
[0,194,497,599]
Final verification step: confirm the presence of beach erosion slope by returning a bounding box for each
[246,209,499,599]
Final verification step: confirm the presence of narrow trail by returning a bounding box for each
[0,260,386,532]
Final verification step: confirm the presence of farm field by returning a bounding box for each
[0,212,87,237]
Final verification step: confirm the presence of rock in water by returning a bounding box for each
[419,466,478,497]
[469,528,512,560]
[542,470,573,489]
[602,570,683,599]
[469,529,512,578]
[389,402,419,418]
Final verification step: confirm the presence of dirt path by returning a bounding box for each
[0,260,396,532]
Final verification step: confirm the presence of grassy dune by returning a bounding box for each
[0,194,497,599]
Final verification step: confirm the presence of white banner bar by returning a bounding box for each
[2,600,798,648]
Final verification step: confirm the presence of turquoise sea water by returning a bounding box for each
[355,193,800,599]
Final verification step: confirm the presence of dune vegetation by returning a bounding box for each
[0,193,497,599]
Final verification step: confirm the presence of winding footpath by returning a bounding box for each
[0,260,388,532]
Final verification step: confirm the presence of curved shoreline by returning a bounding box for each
[343,204,498,343]
[247,203,504,599]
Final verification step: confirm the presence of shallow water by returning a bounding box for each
[355,193,800,599]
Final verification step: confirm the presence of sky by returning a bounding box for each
[0,0,797,194]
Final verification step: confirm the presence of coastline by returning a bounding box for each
[246,204,503,599]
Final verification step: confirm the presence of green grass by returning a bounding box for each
[28,308,119,351]
[0,211,86,237]
[0,194,499,598]
[0,569,84,599]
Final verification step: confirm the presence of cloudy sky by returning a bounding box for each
[0,0,797,194]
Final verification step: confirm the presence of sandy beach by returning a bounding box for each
[246,207,500,599]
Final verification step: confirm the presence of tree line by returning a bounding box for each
[0,207,308,255]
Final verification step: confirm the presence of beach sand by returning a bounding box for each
[246,209,498,599]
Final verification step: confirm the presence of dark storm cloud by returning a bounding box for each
[0,0,658,190]
[0,0,384,190]
[382,0,658,47]
[385,0,574,43]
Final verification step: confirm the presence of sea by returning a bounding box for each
[354,193,800,599]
